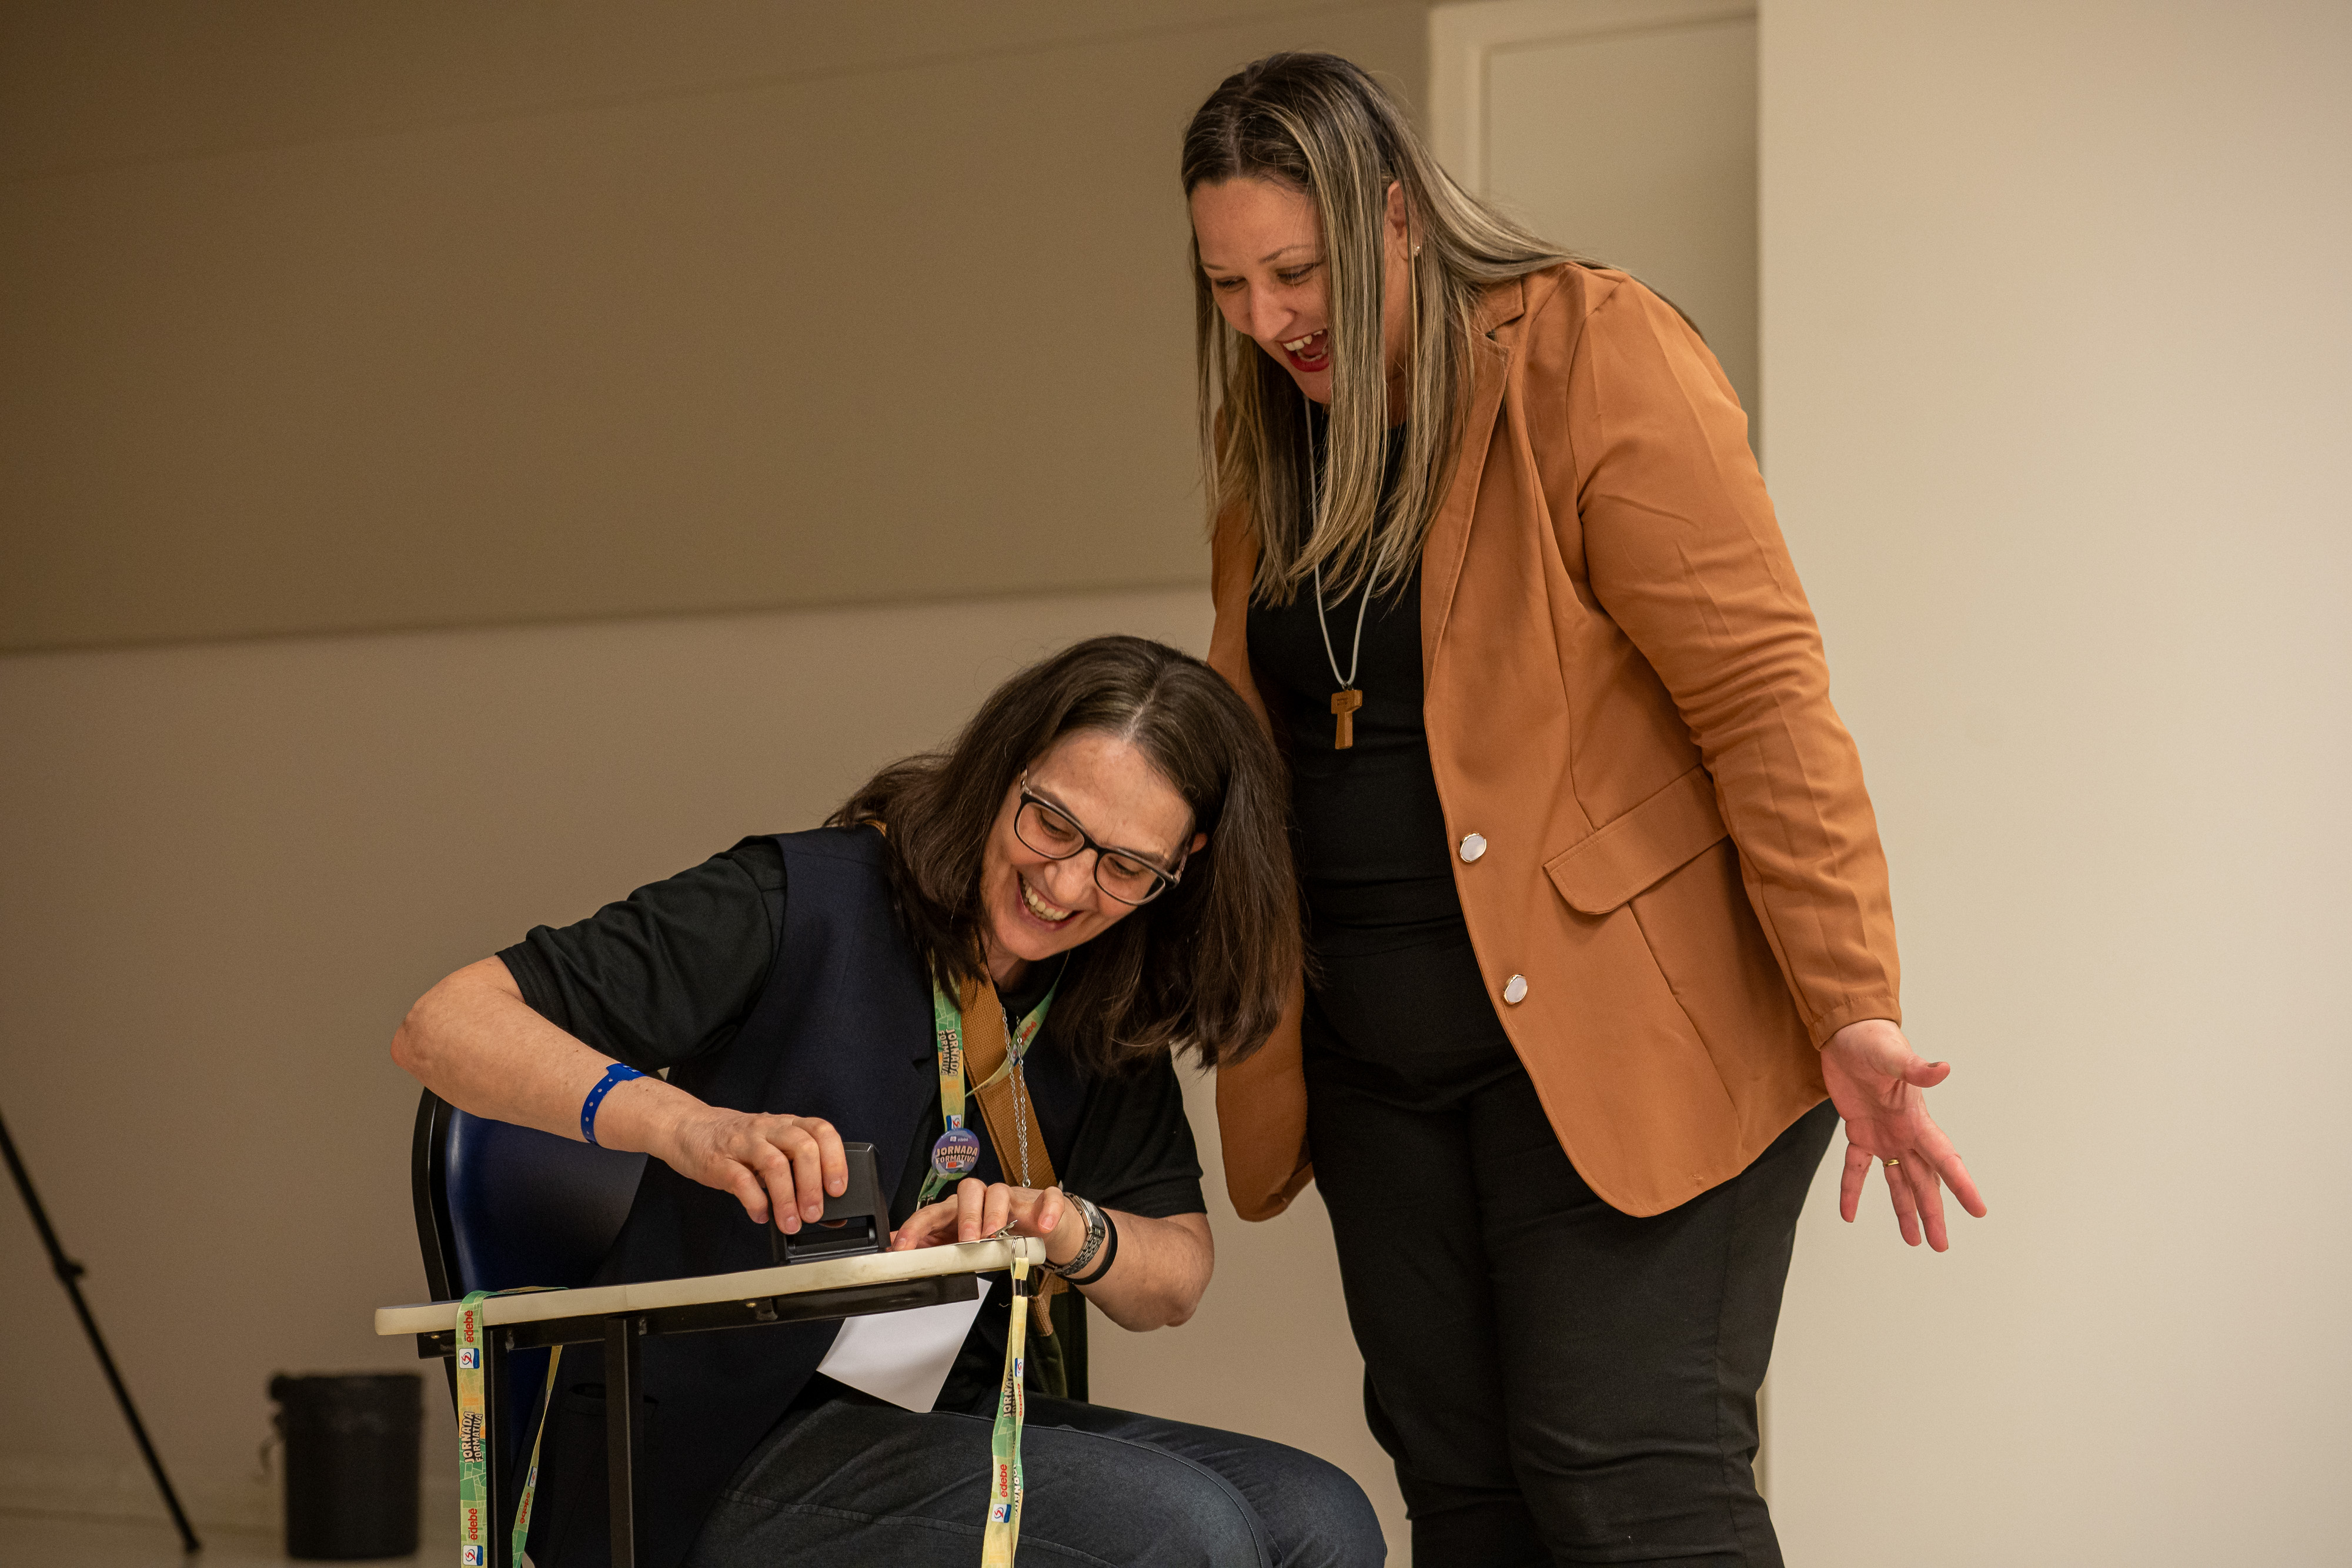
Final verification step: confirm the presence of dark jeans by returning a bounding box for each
[683,1386,1386,1567]
[1304,957,1836,1568]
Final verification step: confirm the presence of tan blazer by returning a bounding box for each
[1208,264,1900,1220]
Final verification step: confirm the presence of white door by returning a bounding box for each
[1431,0,1760,452]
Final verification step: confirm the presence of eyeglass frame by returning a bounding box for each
[1012,771,1190,907]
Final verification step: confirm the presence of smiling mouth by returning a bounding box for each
[1279,329,1329,370]
[1019,875,1075,925]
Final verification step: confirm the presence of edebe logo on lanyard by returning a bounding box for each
[982,1255,1034,1565]
[453,1290,561,1568]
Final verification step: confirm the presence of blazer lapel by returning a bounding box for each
[1422,278,1526,677]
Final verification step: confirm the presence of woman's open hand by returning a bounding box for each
[1822,1019,1988,1251]
[648,1104,847,1232]
[889,1179,1084,1269]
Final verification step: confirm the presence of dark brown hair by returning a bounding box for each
[831,635,1297,1074]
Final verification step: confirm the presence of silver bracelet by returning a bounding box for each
[1048,1193,1108,1279]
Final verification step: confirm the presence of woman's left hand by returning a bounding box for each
[1822,1018,1989,1251]
[888,1178,1085,1269]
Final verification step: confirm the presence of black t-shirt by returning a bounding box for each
[497,836,1205,1407]
[1247,416,1465,946]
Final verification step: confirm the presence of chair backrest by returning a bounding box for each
[410,1091,648,1302]
[412,1089,648,1482]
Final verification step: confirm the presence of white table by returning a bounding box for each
[378,1237,1044,1567]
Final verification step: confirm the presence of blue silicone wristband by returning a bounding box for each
[580,1064,646,1146]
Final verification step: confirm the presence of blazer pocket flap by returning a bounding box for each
[1545,765,1729,914]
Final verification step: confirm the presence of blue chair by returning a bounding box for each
[409,1091,647,1485]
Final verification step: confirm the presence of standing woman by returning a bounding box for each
[1181,54,1986,1566]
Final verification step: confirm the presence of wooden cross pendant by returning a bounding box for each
[1330,687,1364,750]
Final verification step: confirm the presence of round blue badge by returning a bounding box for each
[931,1128,981,1179]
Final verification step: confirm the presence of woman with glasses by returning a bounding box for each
[391,634,1384,1568]
[1181,54,1987,1566]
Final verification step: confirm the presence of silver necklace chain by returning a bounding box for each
[1304,396,1372,689]
[1003,1004,1032,1189]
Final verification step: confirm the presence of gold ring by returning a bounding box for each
[1882,1157,1902,1169]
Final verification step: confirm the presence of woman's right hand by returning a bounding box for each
[647,1104,848,1231]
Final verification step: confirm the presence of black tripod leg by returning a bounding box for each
[1,1108,201,1554]
[605,1315,642,1568]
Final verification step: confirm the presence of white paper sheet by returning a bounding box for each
[814,1277,993,1412]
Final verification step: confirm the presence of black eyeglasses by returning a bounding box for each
[1013,773,1188,907]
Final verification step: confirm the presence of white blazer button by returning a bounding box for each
[1459,833,1488,862]
[1502,974,1528,1005]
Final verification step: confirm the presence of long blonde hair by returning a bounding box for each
[1183,53,1575,603]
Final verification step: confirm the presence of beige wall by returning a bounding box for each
[1758,2,2352,1563]
[0,1,1424,652]
[0,3,1421,1556]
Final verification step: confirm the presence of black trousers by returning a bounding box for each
[1303,935,1836,1568]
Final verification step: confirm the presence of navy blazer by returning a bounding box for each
[530,827,938,1568]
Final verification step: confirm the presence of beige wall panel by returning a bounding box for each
[1481,14,1758,424]
[0,1,1399,182]
[0,4,1426,652]
[1759,2,2351,1563]
[0,587,1402,1553]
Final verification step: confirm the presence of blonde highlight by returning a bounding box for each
[1184,54,1579,603]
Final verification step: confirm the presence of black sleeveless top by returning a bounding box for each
[1245,421,1521,1099]
[1244,418,1462,948]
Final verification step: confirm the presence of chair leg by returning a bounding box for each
[604,1316,642,1568]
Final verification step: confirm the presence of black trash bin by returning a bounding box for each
[268,1372,422,1560]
